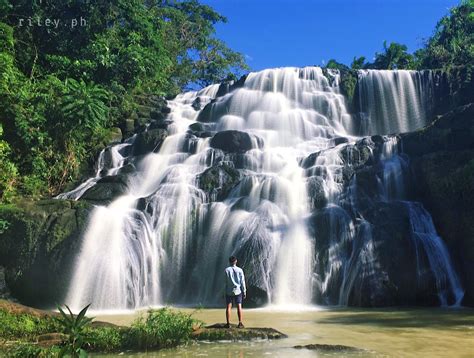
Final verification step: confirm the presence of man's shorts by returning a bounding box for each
[226,293,243,305]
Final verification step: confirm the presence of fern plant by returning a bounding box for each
[62,79,110,132]
[55,304,93,357]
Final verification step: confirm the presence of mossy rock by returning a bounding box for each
[197,163,241,201]
[192,323,287,341]
[81,174,130,205]
[0,199,94,307]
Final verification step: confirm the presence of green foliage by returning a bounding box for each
[350,56,367,70]
[54,304,93,358]
[5,343,61,358]
[0,309,59,340]
[416,0,474,69]
[0,1,248,202]
[0,124,18,202]
[126,308,200,350]
[373,41,415,70]
[83,326,125,352]
[62,79,110,134]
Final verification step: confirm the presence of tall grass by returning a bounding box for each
[126,308,201,350]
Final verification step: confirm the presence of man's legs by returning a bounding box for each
[237,303,243,324]
[226,302,232,326]
[236,293,244,327]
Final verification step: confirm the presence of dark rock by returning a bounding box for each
[294,344,363,352]
[148,120,169,130]
[117,163,136,175]
[189,122,205,132]
[0,266,13,300]
[210,130,258,153]
[245,285,269,308]
[192,97,202,111]
[133,129,168,156]
[339,143,373,167]
[196,102,215,123]
[333,137,349,146]
[400,104,474,306]
[150,109,165,121]
[307,176,327,210]
[371,135,385,144]
[197,163,241,201]
[0,199,93,307]
[301,151,321,169]
[81,174,129,205]
[400,103,474,157]
[351,201,440,307]
[409,150,474,306]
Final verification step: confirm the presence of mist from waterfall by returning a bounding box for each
[63,67,463,310]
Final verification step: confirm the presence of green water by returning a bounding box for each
[94,307,474,357]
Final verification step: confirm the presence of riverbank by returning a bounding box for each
[94,306,474,357]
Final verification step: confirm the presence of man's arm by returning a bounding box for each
[241,270,247,298]
[224,270,228,294]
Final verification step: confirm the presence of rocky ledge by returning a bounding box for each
[192,323,287,341]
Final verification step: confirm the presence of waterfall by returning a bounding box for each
[63,67,462,310]
[357,70,435,135]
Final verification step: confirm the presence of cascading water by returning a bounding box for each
[357,70,435,135]
[63,67,463,310]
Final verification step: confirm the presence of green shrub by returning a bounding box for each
[5,343,61,358]
[125,308,201,350]
[0,310,59,340]
[84,326,125,352]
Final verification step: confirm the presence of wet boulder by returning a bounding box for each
[301,151,321,169]
[197,163,241,201]
[81,174,129,205]
[132,129,168,156]
[210,130,258,153]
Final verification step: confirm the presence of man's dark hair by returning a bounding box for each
[229,256,237,264]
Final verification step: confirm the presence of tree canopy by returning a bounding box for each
[0,0,249,202]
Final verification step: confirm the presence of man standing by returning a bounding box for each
[225,256,246,328]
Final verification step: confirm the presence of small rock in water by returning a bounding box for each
[294,343,364,352]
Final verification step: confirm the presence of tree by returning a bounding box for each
[373,41,415,70]
[416,0,474,68]
[350,56,367,70]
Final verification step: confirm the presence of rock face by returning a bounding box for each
[210,130,259,153]
[0,199,93,307]
[401,104,474,306]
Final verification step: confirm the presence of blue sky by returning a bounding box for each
[201,0,460,71]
